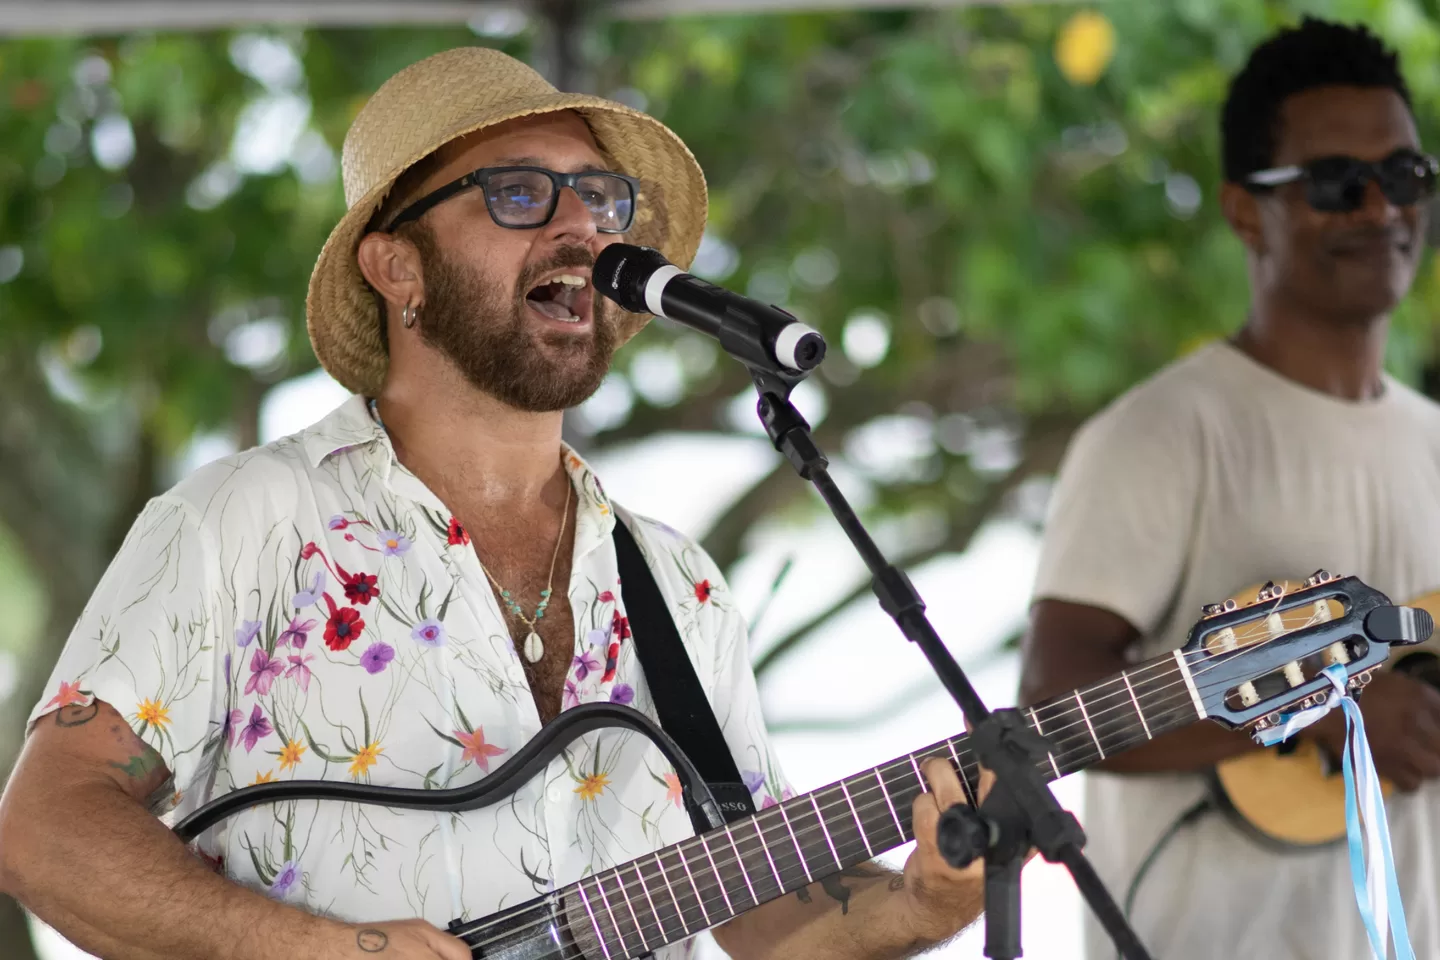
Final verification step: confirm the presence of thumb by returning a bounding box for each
[422,924,472,960]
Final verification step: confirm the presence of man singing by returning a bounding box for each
[1020,18,1440,960]
[0,48,982,960]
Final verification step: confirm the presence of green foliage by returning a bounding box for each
[3,4,1440,953]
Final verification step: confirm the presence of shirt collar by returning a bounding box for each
[300,394,388,468]
[299,394,617,556]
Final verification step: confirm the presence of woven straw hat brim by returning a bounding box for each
[306,73,706,398]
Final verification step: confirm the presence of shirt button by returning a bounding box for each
[548,786,562,803]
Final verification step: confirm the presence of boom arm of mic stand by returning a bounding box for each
[747,368,1154,960]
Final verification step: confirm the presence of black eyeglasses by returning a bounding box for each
[1244,148,1439,212]
[385,165,639,233]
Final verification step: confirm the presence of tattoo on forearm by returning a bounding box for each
[794,863,896,915]
[889,874,905,891]
[55,703,99,727]
[357,929,389,952]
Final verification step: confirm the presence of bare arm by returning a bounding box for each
[712,760,985,960]
[0,699,469,960]
[1019,599,1257,774]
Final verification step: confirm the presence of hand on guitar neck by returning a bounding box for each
[1303,669,1440,792]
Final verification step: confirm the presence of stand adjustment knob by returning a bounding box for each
[935,803,996,870]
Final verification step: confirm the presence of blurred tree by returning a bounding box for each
[2,1,1440,955]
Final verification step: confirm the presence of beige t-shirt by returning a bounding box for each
[1033,341,1440,960]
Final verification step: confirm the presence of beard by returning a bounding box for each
[408,226,618,411]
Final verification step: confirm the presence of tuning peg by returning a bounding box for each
[1255,581,1284,602]
[1202,599,1239,618]
[1304,569,1333,587]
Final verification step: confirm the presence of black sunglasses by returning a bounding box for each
[385,165,639,233]
[1244,148,1439,212]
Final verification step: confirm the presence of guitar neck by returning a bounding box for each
[479,649,1205,960]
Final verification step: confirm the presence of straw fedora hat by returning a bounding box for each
[305,46,708,397]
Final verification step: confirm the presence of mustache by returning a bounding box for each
[516,245,597,293]
[1327,224,1414,251]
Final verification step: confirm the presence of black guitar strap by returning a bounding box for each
[613,516,757,834]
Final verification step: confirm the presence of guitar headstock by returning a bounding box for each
[1179,571,1433,736]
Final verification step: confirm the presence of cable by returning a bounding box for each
[1119,795,1214,955]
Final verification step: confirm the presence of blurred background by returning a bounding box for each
[4,0,1440,957]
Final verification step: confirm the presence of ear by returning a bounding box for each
[356,231,425,316]
[1220,181,1265,255]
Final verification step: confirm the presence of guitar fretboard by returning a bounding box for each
[553,649,1205,959]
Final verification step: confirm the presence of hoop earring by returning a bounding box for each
[402,302,419,329]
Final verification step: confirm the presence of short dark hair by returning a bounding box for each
[1220,16,1412,183]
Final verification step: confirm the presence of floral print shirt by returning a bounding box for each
[29,395,790,957]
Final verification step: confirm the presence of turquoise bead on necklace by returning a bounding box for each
[500,587,553,621]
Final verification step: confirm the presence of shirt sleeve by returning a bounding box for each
[1030,388,1203,638]
[28,496,223,813]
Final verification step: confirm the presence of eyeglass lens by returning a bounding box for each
[484,170,634,231]
[1306,151,1436,212]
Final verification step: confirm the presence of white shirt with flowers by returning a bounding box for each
[29,395,790,957]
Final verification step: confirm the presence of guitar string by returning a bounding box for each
[453,606,1355,954]
[453,695,1208,960]
[455,640,1338,957]
[454,670,1271,957]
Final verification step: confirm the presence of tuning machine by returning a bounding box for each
[1202,598,1239,618]
[1304,569,1336,588]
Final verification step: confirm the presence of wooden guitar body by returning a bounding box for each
[1210,583,1440,848]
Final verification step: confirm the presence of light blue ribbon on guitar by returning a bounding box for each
[1255,663,1414,960]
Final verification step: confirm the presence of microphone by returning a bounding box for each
[593,243,827,376]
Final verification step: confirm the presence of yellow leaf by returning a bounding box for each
[1056,11,1116,87]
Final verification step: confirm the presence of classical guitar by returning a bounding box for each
[1211,575,1440,848]
[175,574,1429,959]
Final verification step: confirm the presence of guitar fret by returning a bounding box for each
[575,881,613,960]
[723,825,760,906]
[875,768,905,839]
[676,844,712,926]
[810,794,841,867]
[511,649,1225,960]
[1122,671,1153,739]
[697,835,735,915]
[592,875,633,957]
[753,818,784,892]
[777,801,812,882]
[1027,706,1063,779]
[608,870,649,955]
[1075,690,1105,759]
[654,851,692,936]
[632,862,667,945]
[839,779,873,857]
[909,752,925,788]
[947,739,979,807]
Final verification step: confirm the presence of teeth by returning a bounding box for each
[554,274,587,287]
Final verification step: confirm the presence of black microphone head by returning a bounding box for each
[593,243,673,314]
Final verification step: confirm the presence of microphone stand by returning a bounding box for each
[747,365,1153,960]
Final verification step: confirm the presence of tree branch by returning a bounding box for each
[752,414,1077,678]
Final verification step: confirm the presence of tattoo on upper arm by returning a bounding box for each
[357,929,389,952]
[109,748,164,780]
[794,863,896,915]
[55,703,100,727]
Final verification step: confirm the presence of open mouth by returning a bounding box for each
[525,273,590,324]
